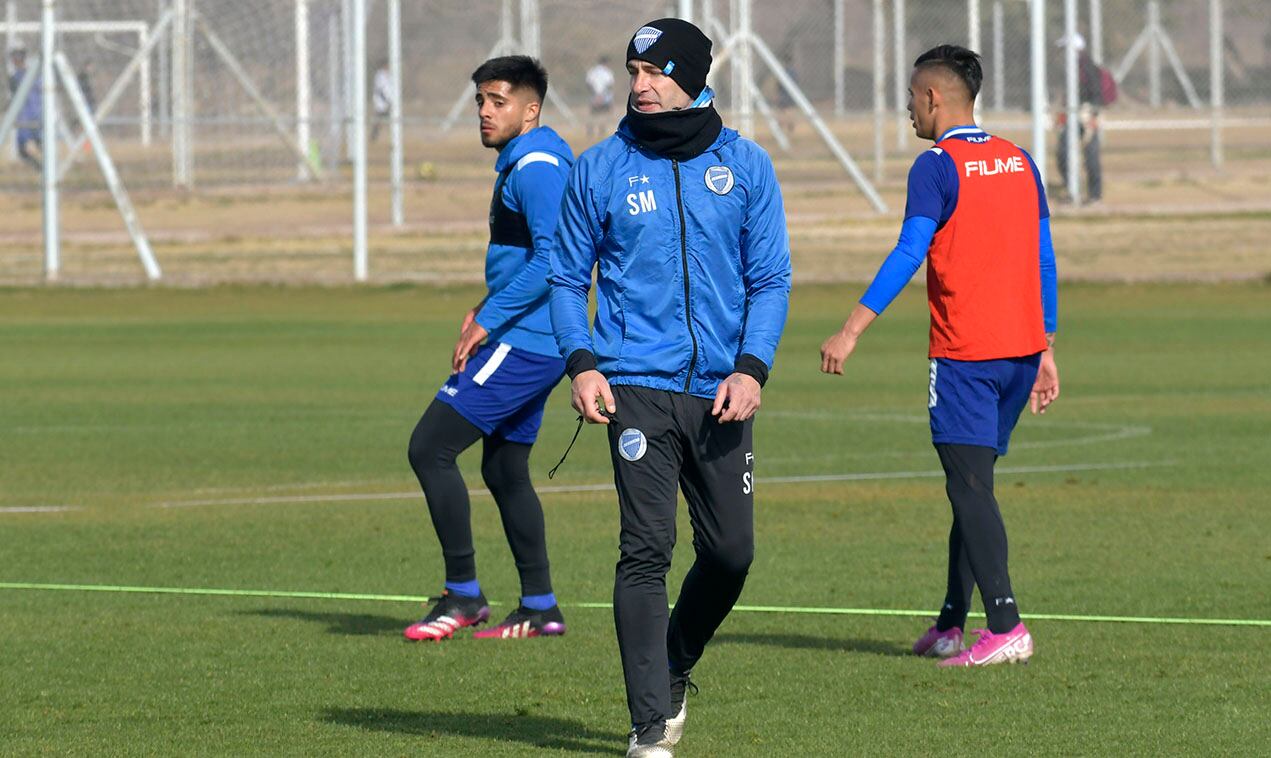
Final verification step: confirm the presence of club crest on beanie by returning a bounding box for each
[625,18,713,99]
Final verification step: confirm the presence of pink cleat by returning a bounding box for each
[937,623,1034,667]
[403,591,491,641]
[913,623,965,658]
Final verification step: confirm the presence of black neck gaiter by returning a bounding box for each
[623,103,723,161]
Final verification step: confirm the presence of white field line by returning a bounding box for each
[0,506,82,514]
[764,410,1153,450]
[155,413,1154,501]
[156,460,1172,510]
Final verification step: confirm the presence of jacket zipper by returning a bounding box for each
[672,160,698,393]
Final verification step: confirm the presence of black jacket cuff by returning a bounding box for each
[565,349,598,379]
[734,354,770,387]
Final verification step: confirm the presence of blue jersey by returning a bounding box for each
[549,117,792,398]
[473,126,575,358]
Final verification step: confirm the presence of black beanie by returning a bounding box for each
[625,18,713,100]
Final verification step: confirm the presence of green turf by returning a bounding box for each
[1,283,1268,756]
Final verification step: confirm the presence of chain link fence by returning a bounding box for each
[1,0,1268,283]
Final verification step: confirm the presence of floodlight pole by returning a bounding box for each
[1209,0,1223,169]
[1147,0,1161,108]
[872,0,885,183]
[296,0,311,181]
[1063,0,1081,204]
[1030,0,1047,186]
[1088,0,1103,64]
[157,0,169,139]
[352,0,368,281]
[893,0,906,150]
[992,0,1004,111]
[41,0,58,281]
[389,0,403,227]
[736,0,753,136]
[4,0,14,163]
[968,0,981,53]
[969,0,981,123]
[172,0,190,188]
[326,10,340,171]
[833,0,844,117]
[139,24,151,145]
[341,0,354,161]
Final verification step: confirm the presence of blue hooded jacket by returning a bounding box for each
[474,125,575,358]
[549,119,792,398]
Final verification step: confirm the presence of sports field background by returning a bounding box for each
[2,282,1268,755]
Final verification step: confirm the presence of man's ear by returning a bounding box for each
[926,86,941,113]
[524,98,542,124]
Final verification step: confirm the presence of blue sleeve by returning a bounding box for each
[1039,217,1058,333]
[859,216,937,315]
[904,149,957,225]
[738,152,792,368]
[1020,147,1050,220]
[548,162,602,359]
[475,161,569,334]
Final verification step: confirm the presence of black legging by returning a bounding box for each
[934,443,1021,634]
[406,400,553,597]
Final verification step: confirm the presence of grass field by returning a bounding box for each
[2,283,1269,756]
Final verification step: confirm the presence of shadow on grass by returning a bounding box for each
[242,608,406,636]
[715,632,911,657]
[322,707,622,755]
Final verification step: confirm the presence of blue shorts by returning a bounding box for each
[16,128,38,148]
[435,341,565,444]
[928,354,1041,456]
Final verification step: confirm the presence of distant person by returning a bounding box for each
[7,45,42,171]
[820,45,1058,668]
[1055,33,1108,203]
[584,54,614,137]
[404,56,575,642]
[77,62,96,113]
[370,59,392,142]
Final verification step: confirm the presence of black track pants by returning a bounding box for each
[606,385,755,728]
[406,400,554,596]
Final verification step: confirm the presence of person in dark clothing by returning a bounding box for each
[1056,33,1104,202]
[7,47,43,172]
[550,18,791,758]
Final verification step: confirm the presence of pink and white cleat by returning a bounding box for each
[403,591,491,641]
[913,623,965,658]
[937,623,1034,667]
[472,605,566,639]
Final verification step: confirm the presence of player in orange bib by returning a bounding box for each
[820,45,1060,667]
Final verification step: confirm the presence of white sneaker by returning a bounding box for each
[627,721,673,757]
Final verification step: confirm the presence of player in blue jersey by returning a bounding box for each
[403,56,574,642]
[821,46,1059,667]
[7,45,43,172]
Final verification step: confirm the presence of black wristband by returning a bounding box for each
[733,353,770,387]
[565,349,598,379]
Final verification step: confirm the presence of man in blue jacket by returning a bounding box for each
[405,56,574,643]
[549,20,791,757]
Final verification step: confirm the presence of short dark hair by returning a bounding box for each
[914,45,983,101]
[471,55,548,102]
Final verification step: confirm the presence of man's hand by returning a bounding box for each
[571,369,616,424]
[452,321,488,374]
[712,373,761,423]
[1030,349,1060,415]
[820,330,859,375]
[820,304,877,375]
